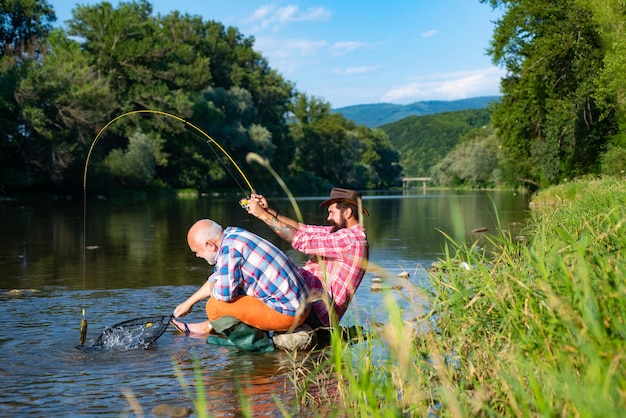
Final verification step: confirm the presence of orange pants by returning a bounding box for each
[205,295,309,332]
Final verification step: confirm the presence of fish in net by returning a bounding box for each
[94,315,173,350]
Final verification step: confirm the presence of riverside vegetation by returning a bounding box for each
[172,176,625,416]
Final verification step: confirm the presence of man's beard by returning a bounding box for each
[330,218,347,232]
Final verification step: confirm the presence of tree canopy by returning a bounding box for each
[481,0,623,186]
[0,0,401,196]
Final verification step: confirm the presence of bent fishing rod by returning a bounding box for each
[79,109,256,347]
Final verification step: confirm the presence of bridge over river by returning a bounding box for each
[402,177,432,189]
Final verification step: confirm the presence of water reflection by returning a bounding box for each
[0,190,530,416]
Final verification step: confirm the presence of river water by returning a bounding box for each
[0,189,530,416]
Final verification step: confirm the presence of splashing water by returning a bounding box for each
[93,316,172,350]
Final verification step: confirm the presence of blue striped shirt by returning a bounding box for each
[209,227,308,316]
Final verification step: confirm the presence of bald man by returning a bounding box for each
[172,219,310,337]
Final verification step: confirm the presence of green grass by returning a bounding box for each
[175,188,199,199]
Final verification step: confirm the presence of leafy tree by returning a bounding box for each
[289,93,401,191]
[581,0,626,149]
[0,0,56,190]
[354,126,402,189]
[482,0,618,186]
[104,130,155,188]
[68,1,211,110]
[295,114,363,188]
[600,144,626,178]
[66,1,294,194]
[15,29,114,187]
[0,1,400,195]
[431,130,503,188]
[163,86,262,191]
[0,0,55,59]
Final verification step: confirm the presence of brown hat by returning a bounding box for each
[319,187,369,216]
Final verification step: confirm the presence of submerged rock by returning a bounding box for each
[5,289,40,296]
[151,404,193,417]
[371,282,404,292]
[371,282,384,292]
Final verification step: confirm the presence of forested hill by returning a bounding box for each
[333,96,500,127]
[379,108,492,177]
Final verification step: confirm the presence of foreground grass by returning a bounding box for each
[298,176,625,416]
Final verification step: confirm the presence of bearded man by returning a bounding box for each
[247,188,369,329]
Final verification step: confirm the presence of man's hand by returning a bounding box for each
[248,193,278,220]
[173,302,192,318]
[246,197,268,219]
[250,193,269,209]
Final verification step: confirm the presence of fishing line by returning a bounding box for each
[80,109,256,345]
[183,124,250,194]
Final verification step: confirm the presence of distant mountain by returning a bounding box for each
[333,96,500,128]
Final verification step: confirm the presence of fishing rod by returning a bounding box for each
[79,109,256,347]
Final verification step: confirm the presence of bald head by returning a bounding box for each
[187,219,223,264]
[188,219,222,244]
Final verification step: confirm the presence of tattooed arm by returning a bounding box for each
[247,194,299,243]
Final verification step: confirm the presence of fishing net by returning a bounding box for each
[94,315,172,350]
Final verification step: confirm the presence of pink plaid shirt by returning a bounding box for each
[292,223,369,327]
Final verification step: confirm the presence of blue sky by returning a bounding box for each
[50,1,505,108]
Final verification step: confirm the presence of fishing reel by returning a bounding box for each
[239,197,250,210]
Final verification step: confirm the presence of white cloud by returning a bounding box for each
[329,41,364,56]
[275,5,299,22]
[248,5,273,22]
[344,65,381,75]
[253,36,327,76]
[421,29,437,38]
[294,6,332,22]
[381,67,505,103]
[245,4,332,31]
[255,37,327,58]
